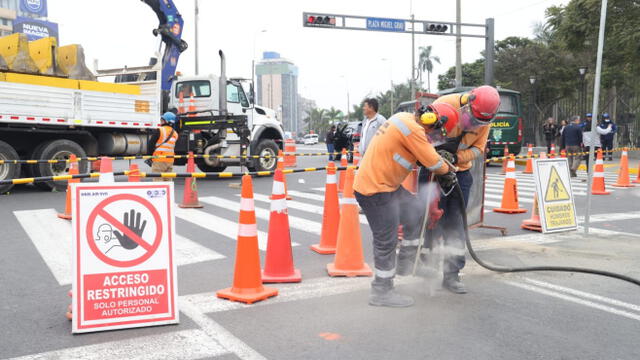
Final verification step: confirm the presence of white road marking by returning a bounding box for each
[201,196,323,236]
[14,209,226,286]
[252,193,369,225]
[288,189,326,202]
[503,280,640,322]
[484,193,533,204]
[174,207,280,251]
[9,329,229,360]
[577,211,640,223]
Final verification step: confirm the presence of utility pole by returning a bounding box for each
[194,0,199,75]
[410,14,415,98]
[455,0,462,88]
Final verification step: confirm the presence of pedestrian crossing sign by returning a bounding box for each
[534,159,577,233]
[544,166,570,202]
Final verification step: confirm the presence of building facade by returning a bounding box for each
[255,52,299,134]
[0,0,57,40]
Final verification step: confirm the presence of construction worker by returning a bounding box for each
[397,85,500,294]
[151,112,179,182]
[354,107,453,308]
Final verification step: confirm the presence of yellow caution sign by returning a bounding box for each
[544,166,570,202]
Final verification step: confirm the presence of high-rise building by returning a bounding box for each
[0,0,58,40]
[297,95,317,136]
[255,52,299,134]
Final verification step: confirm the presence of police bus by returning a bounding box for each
[437,87,523,157]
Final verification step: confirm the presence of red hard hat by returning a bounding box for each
[468,85,500,121]
[427,102,459,134]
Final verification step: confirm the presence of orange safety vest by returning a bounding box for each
[153,125,178,163]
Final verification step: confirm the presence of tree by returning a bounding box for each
[437,59,485,91]
[303,108,326,134]
[418,45,440,92]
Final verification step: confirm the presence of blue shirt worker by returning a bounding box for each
[597,113,617,161]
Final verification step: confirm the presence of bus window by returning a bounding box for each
[498,94,518,114]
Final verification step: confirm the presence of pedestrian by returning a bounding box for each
[151,112,179,182]
[542,117,559,153]
[558,119,568,147]
[397,85,499,295]
[325,125,336,161]
[582,122,601,169]
[597,113,616,161]
[358,98,386,156]
[562,115,584,177]
[354,108,452,308]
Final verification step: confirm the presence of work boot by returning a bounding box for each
[442,273,467,294]
[396,258,413,276]
[369,289,414,308]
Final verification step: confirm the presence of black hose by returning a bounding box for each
[453,182,640,287]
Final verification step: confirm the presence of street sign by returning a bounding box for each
[533,159,577,233]
[71,183,178,333]
[366,17,405,32]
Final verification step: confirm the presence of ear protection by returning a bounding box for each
[417,105,447,129]
[460,93,476,106]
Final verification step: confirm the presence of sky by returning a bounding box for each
[48,0,569,113]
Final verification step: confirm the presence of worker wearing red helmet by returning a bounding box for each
[354,106,456,308]
[397,85,500,294]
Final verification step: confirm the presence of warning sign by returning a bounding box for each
[533,159,578,233]
[71,183,178,333]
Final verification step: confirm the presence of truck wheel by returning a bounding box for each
[195,158,227,173]
[23,141,48,180]
[35,140,88,191]
[250,139,279,172]
[0,141,20,194]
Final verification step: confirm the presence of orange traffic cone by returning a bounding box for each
[591,149,610,195]
[187,91,196,117]
[327,167,373,277]
[274,150,292,200]
[311,162,340,254]
[128,163,141,182]
[521,191,541,232]
[262,169,301,283]
[353,150,361,166]
[178,92,185,114]
[560,149,567,158]
[99,156,115,183]
[401,167,419,195]
[217,175,278,304]
[179,152,203,208]
[284,139,297,167]
[549,144,556,158]
[523,144,534,174]
[633,160,640,184]
[501,145,509,175]
[65,290,72,320]
[58,154,80,220]
[338,148,348,193]
[494,155,527,214]
[612,148,634,188]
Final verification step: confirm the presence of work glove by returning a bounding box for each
[436,170,457,190]
[437,150,458,165]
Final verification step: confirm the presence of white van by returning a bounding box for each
[303,134,319,145]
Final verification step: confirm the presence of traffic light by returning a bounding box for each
[305,15,336,27]
[425,23,449,33]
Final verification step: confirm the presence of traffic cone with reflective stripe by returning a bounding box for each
[217,175,278,304]
[521,191,542,232]
[187,91,196,117]
[327,167,373,277]
[273,150,292,200]
[353,150,361,166]
[99,156,114,183]
[612,148,634,188]
[493,155,527,214]
[311,162,340,254]
[127,163,141,182]
[501,145,509,175]
[591,149,610,195]
[338,148,348,193]
[550,144,556,158]
[262,169,301,283]
[58,154,79,220]
[178,92,185,114]
[560,149,567,158]
[179,152,203,208]
[523,144,534,174]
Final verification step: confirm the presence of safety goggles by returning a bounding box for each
[459,104,492,131]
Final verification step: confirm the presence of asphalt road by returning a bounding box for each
[2,143,640,360]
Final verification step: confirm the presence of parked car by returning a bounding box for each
[303,134,319,145]
[333,121,361,163]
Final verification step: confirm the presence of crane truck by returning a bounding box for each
[0,0,284,194]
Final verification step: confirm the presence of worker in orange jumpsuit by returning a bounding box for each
[397,85,500,294]
[354,107,455,307]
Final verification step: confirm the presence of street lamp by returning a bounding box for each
[381,58,394,115]
[578,66,588,116]
[529,76,537,146]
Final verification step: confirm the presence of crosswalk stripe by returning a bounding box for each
[14,208,226,286]
[174,207,284,251]
[288,189,326,202]
[8,329,229,360]
[201,196,322,236]
[484,193,533,204]
[251,193,369,225]
[484,183,588,196]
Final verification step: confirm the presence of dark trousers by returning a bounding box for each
[355,187,424,292]
[583,146,600,168]
[545,138,555,153]
[601,139,613,160]
[417,169,473,274]
[327,143,335,161]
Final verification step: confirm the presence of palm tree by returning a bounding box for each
[418,45,440,93]
[304,107,326,134]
